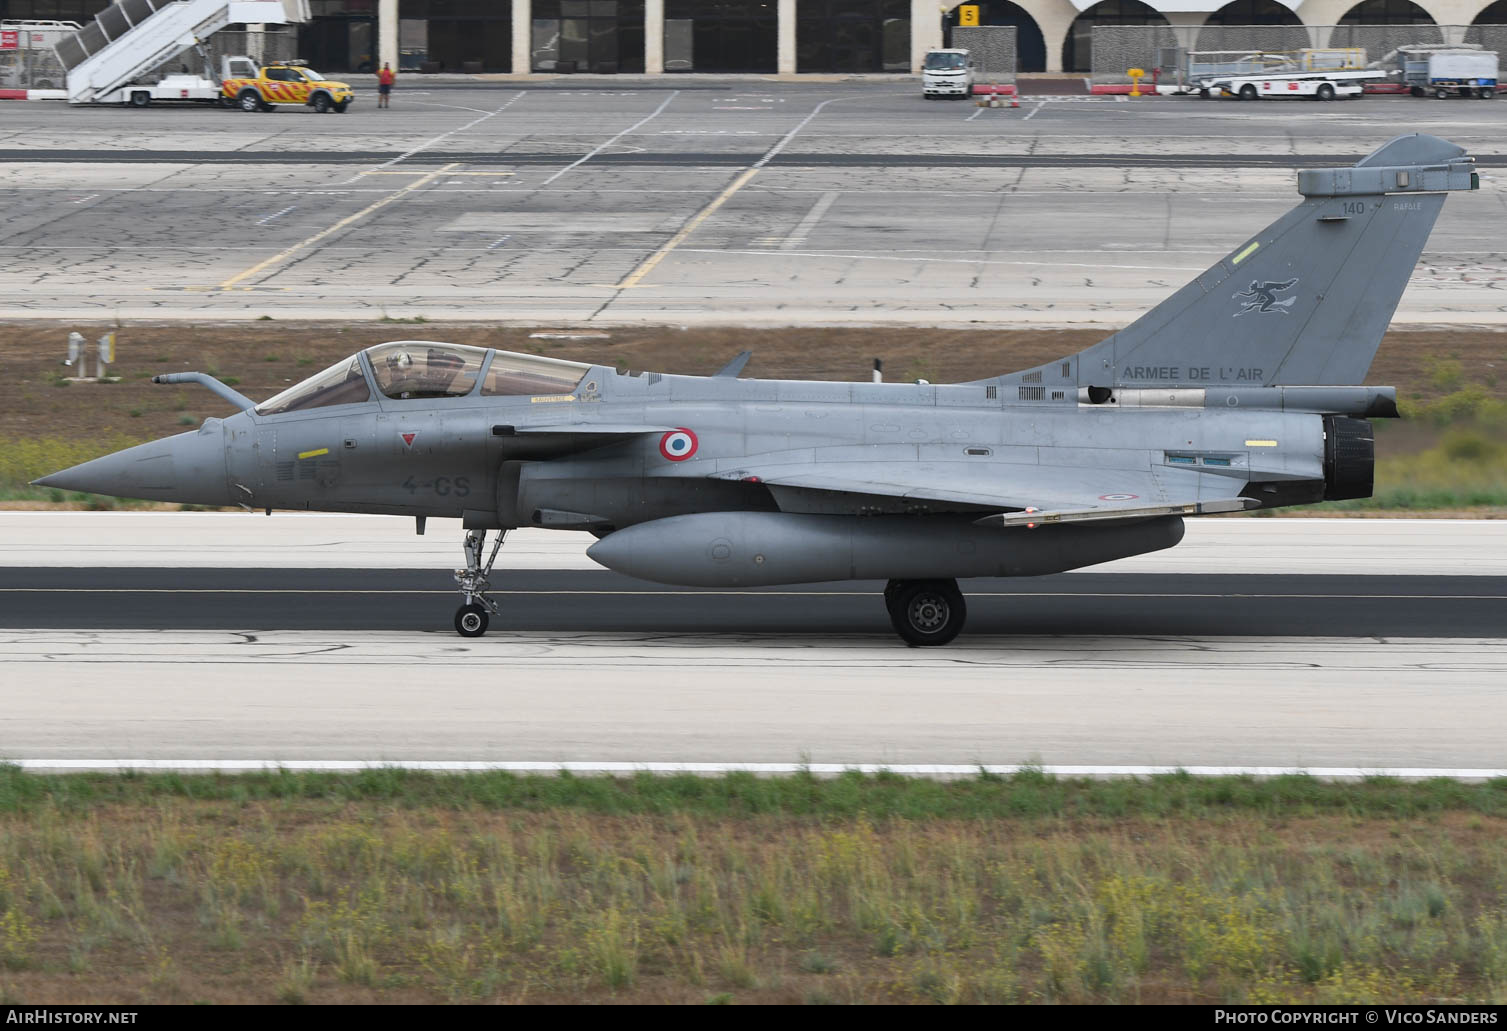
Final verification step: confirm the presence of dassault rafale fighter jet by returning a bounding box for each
[37,134,1478,645]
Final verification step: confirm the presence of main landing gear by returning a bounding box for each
[453,528,505,638]
[883,578,967,646]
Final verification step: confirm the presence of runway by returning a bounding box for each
[2,513,1503,635]
[1,568,1504,637]
[0,85,1501,324]
[1,514,1504,772]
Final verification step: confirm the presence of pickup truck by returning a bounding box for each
[222,61,354,113]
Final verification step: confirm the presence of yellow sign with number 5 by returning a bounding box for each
[958,4,980,27]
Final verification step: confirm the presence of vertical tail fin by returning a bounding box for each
[1009,134,1477,391]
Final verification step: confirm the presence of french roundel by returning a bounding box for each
[659,428,698,462]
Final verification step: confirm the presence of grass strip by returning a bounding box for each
[1,771,1506,1004]
[4,765,1507,819]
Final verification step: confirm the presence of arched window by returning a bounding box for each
[1196,0,1308,54]
[945,1,1047,73]
[1203,0,1302,23]
[1330,0,1442,49]
[1465,0,1507,50]
[1337,0,1436,23]
[1063,0,1169,75]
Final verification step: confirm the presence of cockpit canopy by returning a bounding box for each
[255,342,592,416]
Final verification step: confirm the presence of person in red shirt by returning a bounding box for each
[377,63,395,109]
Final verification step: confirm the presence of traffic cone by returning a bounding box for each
[1010,94,1020,108]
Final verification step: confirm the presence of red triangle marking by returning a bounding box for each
[401,433,416,447]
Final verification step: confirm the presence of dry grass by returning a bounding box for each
[1,322,1502,445]
[2,322,1503,511]
[2,784,1507,1004]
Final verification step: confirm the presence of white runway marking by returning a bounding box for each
[965,106,986,122]
[779,190,838,249]
[1024,101,1046,121]
[376,89,526,169]
[12,760,1507,781]
[540,90,681,187]
[255,205,296,225]
[753,92,910,169]
[219,164,458,289]
[610,92,900,290]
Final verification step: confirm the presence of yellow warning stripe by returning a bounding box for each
[297,447,329,460]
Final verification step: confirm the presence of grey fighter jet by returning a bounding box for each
[35,133,1479,645]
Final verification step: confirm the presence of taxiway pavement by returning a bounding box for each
[1,86,1501,324]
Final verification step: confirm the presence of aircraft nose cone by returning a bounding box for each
[32,421,231,506]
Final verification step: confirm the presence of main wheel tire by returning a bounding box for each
[1316,83,1335,101]
[888,579,967,647]
[130,91,150,108]
[1481,87,1496,99]
[1435,87,1450,99]
[312,92,331,113]
[1239,84,1258,101]
[1198,87,1210,99]
[333,100,349,112]
[454,603,489,638]
[237,89,262,112]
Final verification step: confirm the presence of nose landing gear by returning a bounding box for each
[883,578,967,646]
[453,528,506,637]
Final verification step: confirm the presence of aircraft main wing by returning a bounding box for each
[712,459,1255,525]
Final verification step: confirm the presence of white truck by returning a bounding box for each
[922,48,975,99]
[92,52,255,107]
[1199,69,1379,101]
[1404,50,1498,98]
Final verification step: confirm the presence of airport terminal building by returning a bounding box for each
[4,0,1505,75]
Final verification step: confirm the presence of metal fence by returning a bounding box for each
[0,20,78,90]
[1091,24,1507,86]
[952,25,1017,85]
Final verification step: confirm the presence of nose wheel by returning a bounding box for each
[453,529,505,637]
[884,578,967,646]
[455,603,489,637]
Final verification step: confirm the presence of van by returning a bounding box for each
[923,48,975,99]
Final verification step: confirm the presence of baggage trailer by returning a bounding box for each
[1198,69,1382,101]
[1401,49,1498,98]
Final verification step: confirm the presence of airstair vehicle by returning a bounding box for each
[55,0,306,104]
